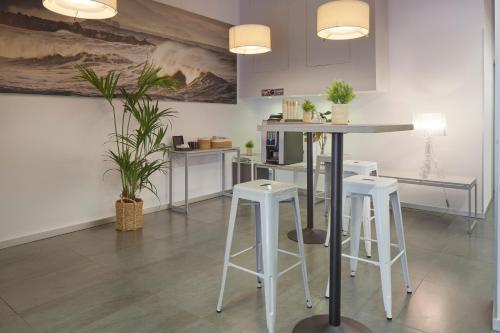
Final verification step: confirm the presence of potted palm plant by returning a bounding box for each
[302,98,316,122]
[77,63,177,231]
[326,80,355,124]
[245,140,254,155]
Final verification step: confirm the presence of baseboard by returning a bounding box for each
[0,204,168,250]
[400,201,486,219]
[492,316,500,331]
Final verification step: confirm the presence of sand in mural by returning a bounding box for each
[0,0,237,103]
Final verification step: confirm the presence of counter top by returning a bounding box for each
[170,147,240,155]
[257,122,414,133]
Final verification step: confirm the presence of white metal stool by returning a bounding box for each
[315,156,378,256]
[216,179,313,333]
[325,175,412,320]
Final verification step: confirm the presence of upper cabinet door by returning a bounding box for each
[238,0,386,97]
[251,0,290,73]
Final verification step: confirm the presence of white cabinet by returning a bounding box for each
[238,0,387,98]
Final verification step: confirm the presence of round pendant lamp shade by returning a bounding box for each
[229,24,271,55]
[43,0,117,19]
[317,0,369,40]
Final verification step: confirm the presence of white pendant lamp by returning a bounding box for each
[229,24,271,55]
[43,0,117,20]
[317,0,369,40]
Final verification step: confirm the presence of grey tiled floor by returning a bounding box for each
[0,196,495,333]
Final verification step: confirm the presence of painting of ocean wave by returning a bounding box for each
[0,0,237,103]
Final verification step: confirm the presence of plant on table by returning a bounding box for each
[326,80,356,125]
[77,63,177,231]
[302,98,316,123]
[245,140,254,155]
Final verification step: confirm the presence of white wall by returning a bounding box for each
[0,0,243,247]
[241,0,491,216]
[483,0,494,212]
[493,0,500,328]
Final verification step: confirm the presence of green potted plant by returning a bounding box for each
[326,80,355,124]
[302,98,316,122]
[77,63,177,231]
[245,140,254,155]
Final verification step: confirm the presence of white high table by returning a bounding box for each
[257,122,414,333]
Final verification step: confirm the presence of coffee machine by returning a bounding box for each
[261,126,303,165]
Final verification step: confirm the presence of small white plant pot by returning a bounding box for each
[331,104,349,125]
[303,111,314,123]
[245,148,253,155]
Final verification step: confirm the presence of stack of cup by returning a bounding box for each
[282,100,302,121]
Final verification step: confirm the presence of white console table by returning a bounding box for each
[168,147,241,214]
[379,170,478,233]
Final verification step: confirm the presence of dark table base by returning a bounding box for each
[287,228,327,244]
[292,315,373,333]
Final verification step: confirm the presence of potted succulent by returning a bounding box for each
[302,98,316,122]
[77,63,177,231]
[245,140,254,155]
[326,80,355,124]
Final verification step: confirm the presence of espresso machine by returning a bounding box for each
[261,122,303,165]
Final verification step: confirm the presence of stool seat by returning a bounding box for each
[344,175,397,193]
[235,179,297,194]
[344,160,378,175]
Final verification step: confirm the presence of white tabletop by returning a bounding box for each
[257,121,414,133]
[379,169,476,186]
[170,147,240,155]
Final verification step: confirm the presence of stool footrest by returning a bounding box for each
[228,248,303,279]
[342,248,406,267]
[346,236,400,249]
[230,245,256,258]
[228,262,263,278]
[278,248,301,258]
[278,261,302,278]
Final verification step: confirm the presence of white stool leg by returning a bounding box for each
[373,193,393,320]
[293,193,313,308]
[313,156,320,208]
[255,202,263,288]
[324,161,331,222]
[342,192,350,236]
[391,190,412,293]
[261,198,279,333]
[324,209,331,247]
[325,276,330,299]
[216,195,240,313]
[362,196,372,258]
[349,194,363,276]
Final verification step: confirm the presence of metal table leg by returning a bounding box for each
[169,154,173,210]
[468,182,478,234]
[293,133,372,333]
[288,132,327,244]
[221,152,225,193]
[184,153,189,213]
[255,202,263,288]
[237,149,241,184]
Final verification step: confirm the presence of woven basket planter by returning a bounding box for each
[115,198,143,231]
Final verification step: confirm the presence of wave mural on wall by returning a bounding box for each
[0,0,237,104]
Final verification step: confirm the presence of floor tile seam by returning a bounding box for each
[0,295,39,332]
[440,244,495,266]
